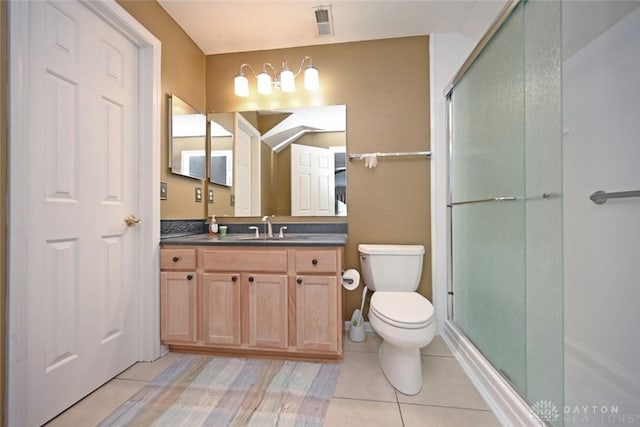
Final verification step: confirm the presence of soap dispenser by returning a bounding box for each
[208,215,218,235]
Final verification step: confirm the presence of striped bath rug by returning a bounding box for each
[99,355,340,427]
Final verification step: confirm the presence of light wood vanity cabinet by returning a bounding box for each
[201,272,241,345]
[294,249,340,352]
[160,245,343,361]
[160,249,197,343]
[246,273,288,349]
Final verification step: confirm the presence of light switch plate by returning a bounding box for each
[160,182,167,200]
[208,189,214,203]
[195,187,202,203]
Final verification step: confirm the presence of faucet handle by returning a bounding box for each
[248,226,259,238]
[278,226,287,238]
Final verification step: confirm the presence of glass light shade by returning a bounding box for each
[234,74,249,97]
[280,69,295,92]
[304,66,319,91]
[257,72,272,95]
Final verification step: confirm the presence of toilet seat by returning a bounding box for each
[370,292,434,329]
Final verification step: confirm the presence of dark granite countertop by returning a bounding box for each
[160,232,347,247]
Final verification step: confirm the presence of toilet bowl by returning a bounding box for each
[369,291,434,395]
[358,244,435,395]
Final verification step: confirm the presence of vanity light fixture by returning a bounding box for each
[234,56,319,97]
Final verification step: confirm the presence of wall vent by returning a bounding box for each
[313,6,334,37]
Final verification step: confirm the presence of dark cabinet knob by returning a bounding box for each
[172,256,180,262]
[312,258,318,265]
[186,274,193,280]
[248,276,255,283]
[231,275,238,282]
[297,278,303,284]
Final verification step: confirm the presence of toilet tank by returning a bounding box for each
[358,244,425,292]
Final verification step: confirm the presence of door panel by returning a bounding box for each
[296,275,338,352]
[25,2,141,424]
[160,272,197,343]
[203,273,241,345]
[247,274,288,349]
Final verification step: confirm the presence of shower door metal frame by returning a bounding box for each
[445,95,454,320]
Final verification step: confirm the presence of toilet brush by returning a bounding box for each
[358,287,368,326]
[349,287,368,342]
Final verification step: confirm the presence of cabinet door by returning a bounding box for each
[295,275,339,352]
[247,274,288,349]
[160,271,197,343]
[202,273,241,345]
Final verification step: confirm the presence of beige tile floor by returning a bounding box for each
[46,333,500,426]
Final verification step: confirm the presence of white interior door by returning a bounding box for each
[291,143,335,216]
[19,2,141,424]
[234,113,261,216]
[234,119,252,216]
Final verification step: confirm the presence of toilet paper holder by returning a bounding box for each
[341,269,360,291]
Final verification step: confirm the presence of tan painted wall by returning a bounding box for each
[206,37,432,319]
[0,2,7,421]
[117,1,207,220]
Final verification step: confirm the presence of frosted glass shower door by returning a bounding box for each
[449,0,563,421]
[450,3,526,391]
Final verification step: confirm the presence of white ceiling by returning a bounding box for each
[157,0,508,55]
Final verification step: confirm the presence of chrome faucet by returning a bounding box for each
[262,215,273,238]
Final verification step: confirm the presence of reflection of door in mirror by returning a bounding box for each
[291,144,335,216]
[274,133,346,217]
[234,114,261,216]
[170,94,206,180]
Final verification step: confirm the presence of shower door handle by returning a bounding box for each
[447,196,516,207]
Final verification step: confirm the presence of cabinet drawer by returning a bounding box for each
[160,248,197,270]
[202,250,288,272]
[295,250,338,273]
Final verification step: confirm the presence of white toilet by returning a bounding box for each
[358,244,435,395]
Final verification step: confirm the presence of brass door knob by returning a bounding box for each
[124,215,142,226]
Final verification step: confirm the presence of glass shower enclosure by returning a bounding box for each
[446,0,563,424]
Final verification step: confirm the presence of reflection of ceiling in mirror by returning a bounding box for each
[210,121,233,137]
[260,105,346,153]
[173,114,206,137]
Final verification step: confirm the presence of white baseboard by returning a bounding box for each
[442,320,544,427]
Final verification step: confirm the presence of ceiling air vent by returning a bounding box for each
[313,6,334,37]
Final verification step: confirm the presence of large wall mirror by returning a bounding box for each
[169,94,207,180]
[207,105,346,217]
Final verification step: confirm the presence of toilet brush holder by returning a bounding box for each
[349,309,366,342]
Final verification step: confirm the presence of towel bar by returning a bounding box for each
[348,150,431,160]
[590,189,640,205]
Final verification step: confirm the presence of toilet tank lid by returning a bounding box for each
[358,244,425,255]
